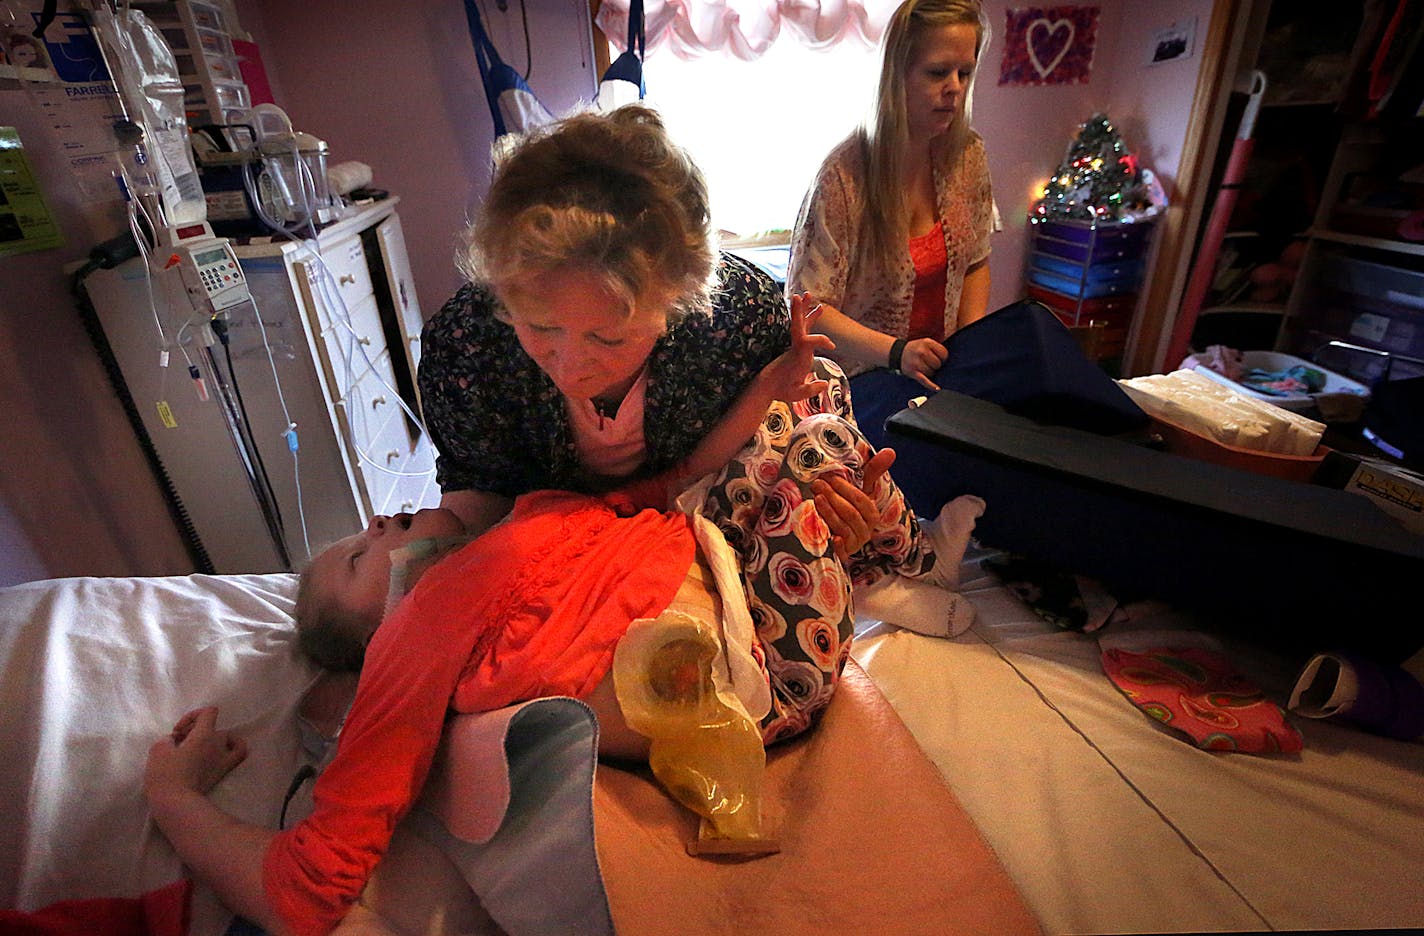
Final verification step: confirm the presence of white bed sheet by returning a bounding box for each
[853,557,1424,934]
[4,563,1422,935]
[0,572,316,936]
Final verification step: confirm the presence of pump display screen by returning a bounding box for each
[195,247,228,266]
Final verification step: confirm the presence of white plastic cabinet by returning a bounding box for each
[85,199,438,573]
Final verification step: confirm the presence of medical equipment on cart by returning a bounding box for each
[77,4,430,573]
[189,104,343,239]
[170,238,249,312]
[79,2,303,568]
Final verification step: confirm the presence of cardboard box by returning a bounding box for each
[1318,451,1424,535]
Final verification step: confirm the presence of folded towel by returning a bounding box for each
[410,698,614,936]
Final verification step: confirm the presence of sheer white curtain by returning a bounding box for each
[595,0,901,61]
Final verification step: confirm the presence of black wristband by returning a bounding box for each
[888,337,908,373]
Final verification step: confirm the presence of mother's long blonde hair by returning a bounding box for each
[858,0,988,266]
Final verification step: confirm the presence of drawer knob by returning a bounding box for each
[372,395,387,409]
[400,501,414,512]
[358,336,372,346]
[386,450,399,464]
[339,273,356,285]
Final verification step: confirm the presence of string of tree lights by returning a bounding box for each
[1031,113,1158,224]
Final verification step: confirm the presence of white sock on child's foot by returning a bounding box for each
[856,575,977,638]
[918,495,986,591]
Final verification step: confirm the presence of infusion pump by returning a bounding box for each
[169,238,250,313]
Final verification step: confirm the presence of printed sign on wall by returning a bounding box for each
[0,127,65,257]
[999,6,1100,86]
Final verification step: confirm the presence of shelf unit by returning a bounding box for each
[1278,122,1424,386]
[1183,1,1424,395]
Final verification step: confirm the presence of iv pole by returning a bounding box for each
[87,3,294,570]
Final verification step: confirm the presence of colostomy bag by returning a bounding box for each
[613,610,769,846]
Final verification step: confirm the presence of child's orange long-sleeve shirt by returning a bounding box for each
[263,490,695,936]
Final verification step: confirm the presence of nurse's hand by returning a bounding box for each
[900,337,948,391]
[813,447,896,562]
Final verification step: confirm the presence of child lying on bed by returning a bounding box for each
[144,378,983,936]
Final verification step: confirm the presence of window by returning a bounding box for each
[640,41,882,241]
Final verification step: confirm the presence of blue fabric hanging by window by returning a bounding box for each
[598,0,645,109]
[463,0,554,136]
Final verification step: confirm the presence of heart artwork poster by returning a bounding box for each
[999,6,1100,86]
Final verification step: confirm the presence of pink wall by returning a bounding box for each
[241,0,1216,323]
[0,64,195,586]
[241,0,602,313]
[0,0,1218,585]
[973,1,1217,319]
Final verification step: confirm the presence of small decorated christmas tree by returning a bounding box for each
[1031,113,1155,225]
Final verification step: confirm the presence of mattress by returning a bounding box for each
[3,563,1421,934]
[853,553,1424,933]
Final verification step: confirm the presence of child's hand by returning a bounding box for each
[603,476,673,516]
[758,292,837,405]
[145,706,248,801]
[813,447,896,562]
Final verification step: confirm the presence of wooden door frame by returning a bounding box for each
[589,0,612,77]
[1126,0,1259,375]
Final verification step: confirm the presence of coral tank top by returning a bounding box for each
[907,221,948,341]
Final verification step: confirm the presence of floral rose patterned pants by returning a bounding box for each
[695,359,938,744]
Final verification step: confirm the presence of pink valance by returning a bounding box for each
[595,0,898,61]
